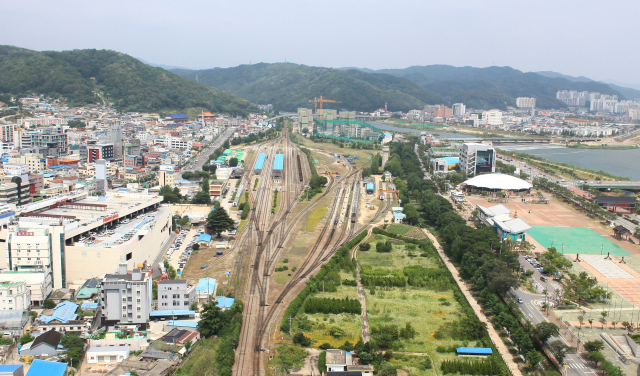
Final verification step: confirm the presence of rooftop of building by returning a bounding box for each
[18,192,166,243]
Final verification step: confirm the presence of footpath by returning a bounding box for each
[353,229,372,343]
[422,228,523,376]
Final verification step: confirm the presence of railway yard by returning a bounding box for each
[179,128,394,376]
[232,129,391,376]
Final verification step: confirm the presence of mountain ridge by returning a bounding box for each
[0,45,257,115]
[173,63,628,111]
[171,63,445,112]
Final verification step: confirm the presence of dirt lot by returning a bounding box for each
[465,192,639,255]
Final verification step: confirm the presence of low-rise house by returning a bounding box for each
[0,281,31,311]
[19,330,64,357]
[0,364,23,376]
[25,359,67,376]
[157,280,195,311]
[86,345,130,364]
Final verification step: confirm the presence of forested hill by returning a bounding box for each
[171,63,445,112]
[364,65,624,109]
[0,46,257,115]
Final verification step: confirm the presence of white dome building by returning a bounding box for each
[462,173,532,192]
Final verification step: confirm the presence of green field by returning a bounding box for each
[358,234,440,270]
[386,224,427,239]
[528,226,629,255]
[358,234,476,375]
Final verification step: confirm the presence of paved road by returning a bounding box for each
[511,287,596,375]
[180,127,235,176]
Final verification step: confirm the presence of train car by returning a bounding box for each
[351,181,360,223]
[296,154,303,182]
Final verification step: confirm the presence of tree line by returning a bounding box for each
[281,230,367,333]
[303,297,361,315]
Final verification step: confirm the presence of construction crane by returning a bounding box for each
[309,96,341,119]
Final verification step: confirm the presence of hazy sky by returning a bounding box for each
[3,0,639,84]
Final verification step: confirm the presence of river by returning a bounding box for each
[515,148,640,181]
[370,122,640,180]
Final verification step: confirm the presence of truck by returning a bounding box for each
[216,251,224,256]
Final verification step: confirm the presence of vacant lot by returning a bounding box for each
[357,234,477,376]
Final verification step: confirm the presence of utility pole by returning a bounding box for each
[288,315,294,335]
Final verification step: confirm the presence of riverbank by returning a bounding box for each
[502,149,633,181]
[567,144,638,150]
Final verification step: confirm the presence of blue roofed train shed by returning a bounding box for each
[253,153,266,173]
[273,154,284,178]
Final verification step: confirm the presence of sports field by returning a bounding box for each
[527,226,630,256]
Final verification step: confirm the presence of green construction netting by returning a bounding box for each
[314,119,383,143]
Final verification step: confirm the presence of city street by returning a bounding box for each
[511,287,596,375]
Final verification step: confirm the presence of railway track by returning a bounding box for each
[233,131,395,376]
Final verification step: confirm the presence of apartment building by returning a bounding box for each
[516,97,536,108]
[87,144,114,163]
[3,226,59,304]
[482,109,503,126]
[0,124,15,143]
[0,281,31,310]
[452,103,466,117]
[158,170,176,187]
[157,280,195,311]
[7,154,43,173]
[101,262,153,325]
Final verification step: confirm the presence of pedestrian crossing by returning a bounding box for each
[565,361,588,369]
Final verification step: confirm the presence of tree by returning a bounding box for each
[43,299,55,309]
[184,339,193,352]
[534,322,559,343]
[358,351,373,364]
[61,334,85,366]
[191,190,211,205]
[526,351,544,369]
[378,366,397,376]
[599,311,608,329]
[359,243,370,252]
[583,340,605,352]
[205,207,235,237]
[197,300,224,337]
[19,334,33,345]
[191,301,199,312]
[229,157,238,167]
[192,243,200,251]
[302,127,309,134]
[292,333,311,347]
[549,340,569,364]
[587,351,605,367]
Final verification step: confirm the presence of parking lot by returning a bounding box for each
[166,228,202,276]
[74,207,167,248]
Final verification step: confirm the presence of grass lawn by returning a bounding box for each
[274,272,290,284]
[358,234,439,270]
[303,313,362,348]
[237,219,249,233]
[272,189,281,215]
[304,206,328,232]
[357,234,476,376]
[296,137,377,169]
[175,337,219,375]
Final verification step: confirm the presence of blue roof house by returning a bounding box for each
[26,360,67,376]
